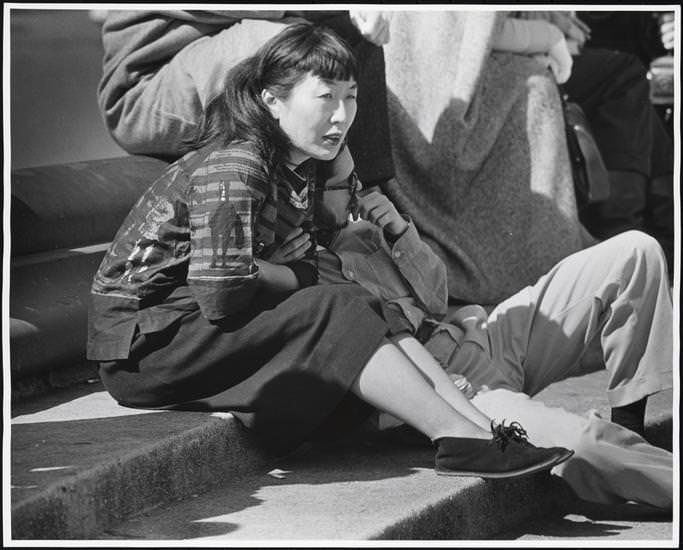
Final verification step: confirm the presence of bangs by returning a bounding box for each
[299,46,357,82]
[291,29,358,82]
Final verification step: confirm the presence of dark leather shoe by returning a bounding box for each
[434,437,574,479]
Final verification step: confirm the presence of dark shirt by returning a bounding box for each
[87,140,319,361]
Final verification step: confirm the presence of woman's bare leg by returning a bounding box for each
[394,336,492,430]
[350,339,491,441]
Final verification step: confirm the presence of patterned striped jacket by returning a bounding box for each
[87,140,330,361]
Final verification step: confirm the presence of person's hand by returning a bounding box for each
[660,13,675,51]
[448,373,477,400]
[349,11,392,46]
[355,190,408,236]
[265,227,312,264]
[548,12,591,51]
[534,34,573,84]
[565,38,582,56]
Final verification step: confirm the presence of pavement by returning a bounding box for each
[9,369,676,543]
[495,376,676,544]
[495,501,674,542]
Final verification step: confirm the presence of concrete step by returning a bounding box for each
[11,155,167,255]
[9,155,168,403]
[10,381,574,542]
[494,499,674,541]
[96,438,573,541]
[9,370,673,541]
[95,373,675,542]
[10,381,275,540]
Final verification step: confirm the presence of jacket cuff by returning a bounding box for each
[188,272,259,320]
[287,260,319,288]
[388,217,419,253]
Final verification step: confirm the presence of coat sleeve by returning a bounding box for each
[158,10,287,25]
[186,151,270,320]
[492,16,563,54]
[385,220,449,319]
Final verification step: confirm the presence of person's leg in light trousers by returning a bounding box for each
[484,230,672,409]
[472,388,672,509]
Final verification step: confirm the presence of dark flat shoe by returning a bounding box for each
[434,437,574,480]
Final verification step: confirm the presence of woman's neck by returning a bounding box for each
[286,149,310,170]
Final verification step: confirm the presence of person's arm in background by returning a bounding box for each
[509,11,591,53]
[493,12,590,84]
[493,16,563,54]
[161,10,287,25]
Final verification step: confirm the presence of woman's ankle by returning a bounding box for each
[431,426,491,443]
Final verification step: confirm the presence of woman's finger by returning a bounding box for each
[373,210,393,229]
[289,233,311,255]
[284,226,304,241]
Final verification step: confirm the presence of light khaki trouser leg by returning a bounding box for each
[473,388,673,509]
[484,230,673,406]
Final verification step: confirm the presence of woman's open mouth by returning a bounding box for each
[322,133,343,146]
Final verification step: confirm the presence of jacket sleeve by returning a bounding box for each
[159,10,287,25]
[492,16,563,54]
[384,220,449,319]
[186,153,269,320]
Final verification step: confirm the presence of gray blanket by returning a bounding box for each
[384,11,594,305]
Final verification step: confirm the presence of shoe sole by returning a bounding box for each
[435,449,574,480]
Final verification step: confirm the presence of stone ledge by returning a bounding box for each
[97,436,574,541]
[10,382,273,540]
[10,381,572,542]
[10,371,672,541]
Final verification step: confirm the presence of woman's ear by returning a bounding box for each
[261,89,280,119]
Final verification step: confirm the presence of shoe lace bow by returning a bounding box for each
[490,420,530,451]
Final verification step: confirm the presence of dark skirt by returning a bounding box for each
[99,284,403,453]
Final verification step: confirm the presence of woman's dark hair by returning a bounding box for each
[192,22,358,177]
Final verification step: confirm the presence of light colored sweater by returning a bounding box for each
[383,11,593,305]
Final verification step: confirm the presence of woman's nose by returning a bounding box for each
[330,101,347,125]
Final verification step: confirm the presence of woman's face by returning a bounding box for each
[264,72,358,165]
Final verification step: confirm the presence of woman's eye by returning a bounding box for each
[319,92,333,99]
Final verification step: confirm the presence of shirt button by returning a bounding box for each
[394,250,402,259]
[346,270,355,279]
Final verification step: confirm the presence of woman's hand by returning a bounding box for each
[355,190,408,237]
[349,11,392,46]
[266,227,312,264]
